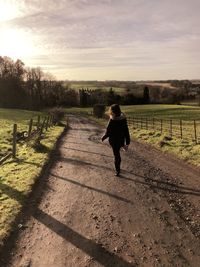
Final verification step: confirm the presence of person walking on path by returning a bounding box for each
[101,104,130,176]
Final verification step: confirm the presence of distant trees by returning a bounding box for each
[0,57,26,108]
[143,86,150,104]
[106,88,121,105]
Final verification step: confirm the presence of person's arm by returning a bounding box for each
[101,119,112,142]
[124,119,130,145]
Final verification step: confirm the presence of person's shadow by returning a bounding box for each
[120,172,200,197]
[34,209,136,267]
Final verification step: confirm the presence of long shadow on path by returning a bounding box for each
[121,173,200,197]
[58,157,200,197]
[34,209,135,267]
[50,173,133,204]
[63,146,112,158]
[59,157,112,171]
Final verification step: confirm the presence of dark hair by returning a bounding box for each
[109,104,121,117]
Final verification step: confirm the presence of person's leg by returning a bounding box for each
[112,146,121,175]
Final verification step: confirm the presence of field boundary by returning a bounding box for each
[127,116,200,144]
[0,115,55,165]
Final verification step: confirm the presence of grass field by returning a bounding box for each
[121,104,200,120]
[65,104,200,166]
[0,108,65,246]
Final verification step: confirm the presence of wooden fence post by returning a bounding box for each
[40,117,46,136]
[46,116,49,131]
[37,115,41,130]
[170,119,172,137]
[12,124,17,158]
[28,118,33,137]
[49,115,51,127]
[180,120,183,139]
[194,120,197,144]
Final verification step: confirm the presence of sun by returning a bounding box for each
[0,2,39,60]
[0,1,20,22]
[0,26,38,60]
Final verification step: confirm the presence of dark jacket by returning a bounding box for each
[102,113,130,147]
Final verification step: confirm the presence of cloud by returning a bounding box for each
[1,0,200,79]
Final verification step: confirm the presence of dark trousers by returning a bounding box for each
[112,146,121,173]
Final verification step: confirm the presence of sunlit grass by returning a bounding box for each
[121,104,200,120]
[130,127,200,166]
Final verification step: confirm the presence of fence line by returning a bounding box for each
[127,116,199,144]
[0,114,55,165]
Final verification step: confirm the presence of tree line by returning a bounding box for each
[1,56,199,110]
[79,86,150,107]
[0,56,78,109]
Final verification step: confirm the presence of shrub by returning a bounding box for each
[93,104,106,118]
[49,107,65,124]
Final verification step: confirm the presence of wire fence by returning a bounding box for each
[127,116,200,144]
[0,115,55,165]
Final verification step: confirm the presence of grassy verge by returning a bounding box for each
[130,127,200,167]
[0,124,64,246]
[122,105,200,166]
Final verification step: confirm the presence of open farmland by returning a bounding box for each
[136,81,176,89]
[69,82,126,94]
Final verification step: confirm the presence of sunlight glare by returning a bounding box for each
[0,1,21,22]
[0,26,37,59]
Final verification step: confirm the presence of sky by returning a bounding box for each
[0,0,200,80]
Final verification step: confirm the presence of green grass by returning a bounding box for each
[65,104,200,167]
[0,108,65,246]
[130,128,200,167]
[121,104,200,120]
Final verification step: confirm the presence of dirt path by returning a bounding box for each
[2,115,200,267]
